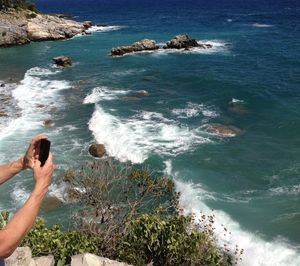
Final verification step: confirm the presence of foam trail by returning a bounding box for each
[83,86,129,104]
[252,23,274,28]
[85,25,123,33]
[0,67,71,141]
[175,179,300,266]
[88,105,211,163]
[172,102,218,118]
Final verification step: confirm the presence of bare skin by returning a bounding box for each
[0,135,54,258]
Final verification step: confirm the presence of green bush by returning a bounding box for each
[118,212,232,266]
[0,212,97,265]
[21,218,98,265]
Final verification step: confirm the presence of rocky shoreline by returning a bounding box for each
[0,9,92,47]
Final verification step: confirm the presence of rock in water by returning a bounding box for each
[164,34,199,49]
[43,119,54,128]
[164,34,213,49]
[135,90,149,97]
[41,196,63,212]
[111,39,159,56]
[205,124,242,137]
[89,144,106,158]
[53,56,71,67]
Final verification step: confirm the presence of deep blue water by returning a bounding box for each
[0,0,300,265]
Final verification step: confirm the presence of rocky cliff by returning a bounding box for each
[0,9,92,47]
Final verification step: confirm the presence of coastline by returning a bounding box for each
[0,8,92,47]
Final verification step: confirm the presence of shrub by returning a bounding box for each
[65,160,235,265]
[118,212,232,266]
[0,212,98,265]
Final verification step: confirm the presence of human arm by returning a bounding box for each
[0,158,24,185]
[0,153,54,258]
[0,135,48,185]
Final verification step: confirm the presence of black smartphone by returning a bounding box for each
[39,139,51,167]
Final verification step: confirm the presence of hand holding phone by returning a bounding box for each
[39,139,51,167]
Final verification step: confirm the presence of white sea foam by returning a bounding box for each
[164,160,172,176]
[0,67,71,141]
[231,98,244,104]
[48,183,66,201]
[88,105,211,163]
[175,178,300,266]
[83,86,129,104]
[11,183,30,206]
[172,102,218,119]
[269,185,300,196]
[85,25,123,33]
[252,23,274,28]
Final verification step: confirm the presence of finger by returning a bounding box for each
[30,135,48,148]
[44,152,53,167]
[33,159,42,170]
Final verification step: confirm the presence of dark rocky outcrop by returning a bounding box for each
[89,143,106,158]
[53,56,72,67]
[111,39,159,56]
[164,34,213,49]
[205,123,242,137]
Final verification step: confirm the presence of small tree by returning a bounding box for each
[63,160,235,265]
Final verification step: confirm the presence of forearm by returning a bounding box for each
[0,185,47,258]
[0,157,24,185]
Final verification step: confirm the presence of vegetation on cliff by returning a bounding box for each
[1,161,241,265]
[0,0,35,11]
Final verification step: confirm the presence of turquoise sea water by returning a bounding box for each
[0,0,300,265]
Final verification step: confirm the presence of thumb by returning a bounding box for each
[33,159,42,170]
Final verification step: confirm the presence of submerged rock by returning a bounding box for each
[0,112,8,117]
[41,196,63,212]
[111,39,159,56]
[164,34,213,49]
[205,123,242,137]
[122,96,141,101]
[43,119,54,128]
[53,56,72,67]
[89,143,106,158]
[135,90,149,97]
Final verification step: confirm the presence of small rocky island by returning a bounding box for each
[0,8,92,47]
[111,35,213,56]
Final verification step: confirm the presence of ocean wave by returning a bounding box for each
[83,86,130,104]
[88,105,211,163]
[85,25,123,33]
[0,67,71,141]
[269,185,300,196]
[172,102,218,119]
[11,183,30,206]
[252,23,274,28]
[175,178,300,266]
